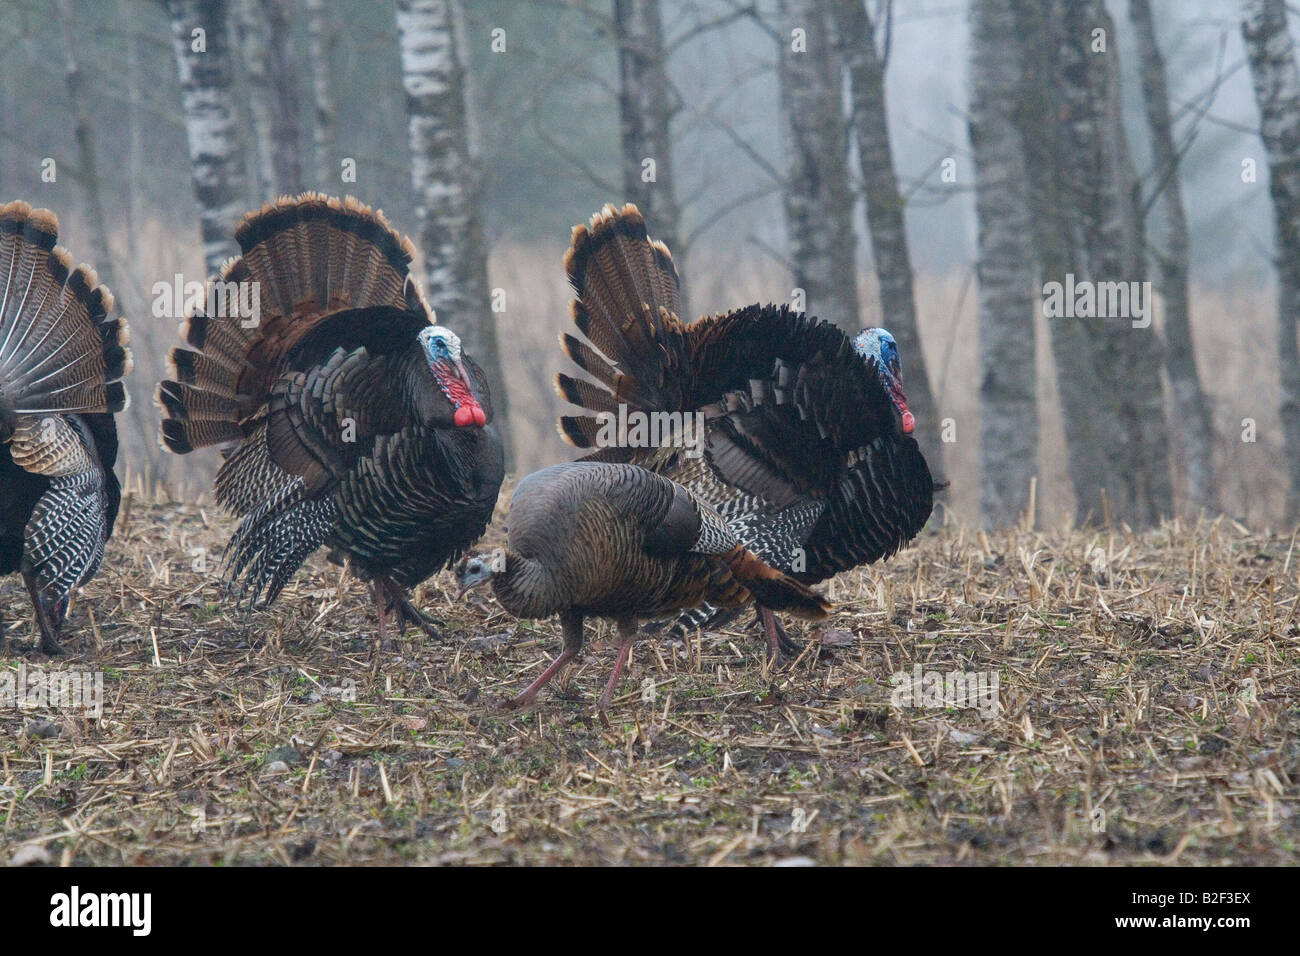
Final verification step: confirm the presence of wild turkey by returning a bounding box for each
[555,203,933,659]
[158,193,504,646]
[0,201,131,654]
[454,461,829,723]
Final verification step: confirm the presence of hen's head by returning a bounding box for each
[454,549,506,598]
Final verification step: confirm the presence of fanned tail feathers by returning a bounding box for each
[0,201,130,426]
[159,192,427,456]
[556,202,686,449]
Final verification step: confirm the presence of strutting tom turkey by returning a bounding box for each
[454,462,829,724]
[555,203,933,659]
[0,201,131,653]
[158,193,504,646]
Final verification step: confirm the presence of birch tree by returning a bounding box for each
[165,0,246,276]
[306,0,338,189]
[1075,1,1173,526]
[614,0,682,276]
[777,0,858,331]
[55,0,118,297]
[1130,0,1215,514]
[1241,0,1300,521]
[833,0,940,475]
[969,0,1039,527]
[234,0,302,199]
[396,0,508,449]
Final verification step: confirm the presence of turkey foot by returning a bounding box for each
[390,592,445,639]
[758,606,803,663]
[372,577,444,647]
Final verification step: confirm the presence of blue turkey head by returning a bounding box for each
[853,327,914,435]
[419,325,486,427]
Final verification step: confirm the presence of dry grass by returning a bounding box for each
[1,484,1295,866]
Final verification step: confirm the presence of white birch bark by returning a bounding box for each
[166,0,247,276]
[234,0,302,198]
[396,0,508,449]
[834,0,940,478]
[306,0,338,189]
[777,0,858,331]
[614,0,682,282]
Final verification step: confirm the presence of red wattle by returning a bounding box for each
[901,410,915,434]
[433,361,487,428]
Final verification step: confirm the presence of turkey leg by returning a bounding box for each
[596,619,639,728]
[758,606,804,663]
[372,578,394,651]
[24,572,63,655]
[372,576,444,646]
[506,611,585,710]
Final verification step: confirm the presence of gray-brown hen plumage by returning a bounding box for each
[455,461,829,723]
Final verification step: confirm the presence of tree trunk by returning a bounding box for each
[396,0,509,455]
[969,0,1039,527]
[1081,1,1173,526]
[1016,0,1172,527]
[1241,0,1300,522]
[777,0,858,331]
[122,2,144,299]
[165,0,247,276]
[613,0,683,306]
[306,0,338,189]
[1130,0,1216,515]
[833,0,940,476]
[234,0,302,199]
[55,0,118,298]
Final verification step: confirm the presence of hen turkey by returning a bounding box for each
[158,193,504,645]
[455,461,829,723]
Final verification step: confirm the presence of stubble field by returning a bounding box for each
[0,484,1295,866]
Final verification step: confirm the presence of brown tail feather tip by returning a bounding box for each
[0,201,59,244]
[563,202,649,283]
[559,332,622,388]
[232,192,415,276]
[159,417,241,455]
[723,546,831,620]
